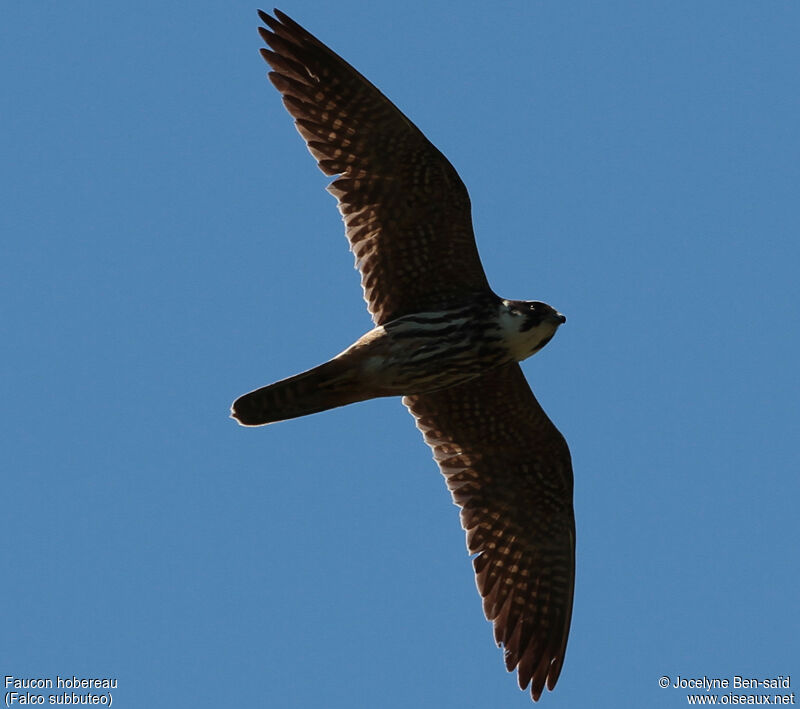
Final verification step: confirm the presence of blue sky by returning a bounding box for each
[3,1,798,707]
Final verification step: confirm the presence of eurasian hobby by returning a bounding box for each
[232,10,575,701]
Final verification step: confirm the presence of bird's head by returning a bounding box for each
[500,299,566,362]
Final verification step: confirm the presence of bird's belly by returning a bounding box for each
[358,321,510,395]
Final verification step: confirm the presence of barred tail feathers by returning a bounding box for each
[231,358,371,426]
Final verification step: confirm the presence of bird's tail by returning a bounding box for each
[231,356,372,426]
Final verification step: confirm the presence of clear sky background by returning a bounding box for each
[3,2,798,707]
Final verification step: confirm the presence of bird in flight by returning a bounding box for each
[232,9,575,702]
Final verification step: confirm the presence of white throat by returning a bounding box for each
[499,303,561,363]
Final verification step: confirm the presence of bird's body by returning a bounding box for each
[234,296,565,425]
[232,9,576,702]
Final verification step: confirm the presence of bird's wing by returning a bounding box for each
[258,10,492,325]
[403,363,575,702]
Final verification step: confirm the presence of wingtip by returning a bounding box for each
[257,8,287,34]
[257,26,272,43]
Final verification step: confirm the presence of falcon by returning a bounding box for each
[232,9,575,702]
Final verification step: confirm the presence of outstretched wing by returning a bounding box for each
[404,363,575,702]
[258,9,492,325]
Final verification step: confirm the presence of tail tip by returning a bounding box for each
[231,395,269,427]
